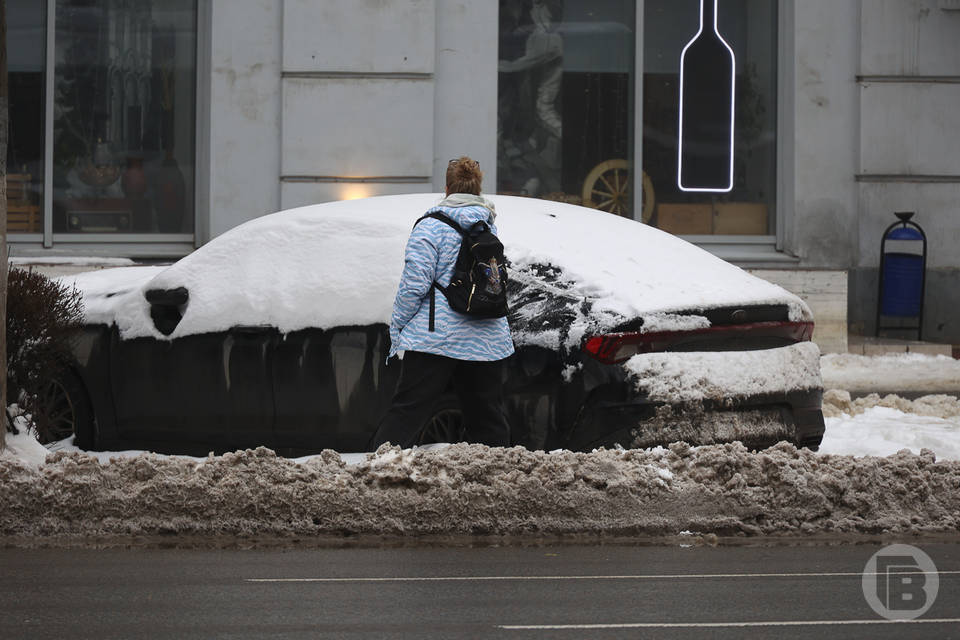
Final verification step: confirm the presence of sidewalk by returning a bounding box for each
[847,334,957,358]
[821,337,960,398]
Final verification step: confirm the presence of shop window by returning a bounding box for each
[53,0,197,235]
[643,0,777,235]
[497,0,636,217]
[6,0,46,234]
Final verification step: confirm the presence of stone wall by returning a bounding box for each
[749,269,848,354]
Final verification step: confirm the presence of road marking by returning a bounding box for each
[499,619,960,630]
[247,570,960,583]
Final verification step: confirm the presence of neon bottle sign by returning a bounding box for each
[677,0,736,192]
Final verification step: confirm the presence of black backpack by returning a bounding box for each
[413,211,509,331]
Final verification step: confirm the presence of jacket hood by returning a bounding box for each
[432,193,497,227]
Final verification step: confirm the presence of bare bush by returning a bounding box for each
[6,266,84,442]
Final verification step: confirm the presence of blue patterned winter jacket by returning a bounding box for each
[388,195,515,362]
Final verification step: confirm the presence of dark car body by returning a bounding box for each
[59,194,824,455]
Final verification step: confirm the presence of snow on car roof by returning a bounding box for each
[62,193,808,341]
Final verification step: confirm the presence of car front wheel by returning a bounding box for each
[795,435,823,452]
[418,397,464,445]
[32,369,95,450]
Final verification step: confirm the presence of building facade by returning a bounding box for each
[7,0,960,344]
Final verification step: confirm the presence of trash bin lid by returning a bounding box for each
[886,226,923,241]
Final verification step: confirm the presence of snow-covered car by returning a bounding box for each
[52,193,824,455]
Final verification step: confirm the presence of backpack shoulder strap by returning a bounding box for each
[412,211,462,333]
[413,211,466,237]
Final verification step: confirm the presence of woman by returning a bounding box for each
[370,157,514,449]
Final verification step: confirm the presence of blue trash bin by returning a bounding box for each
[881,252,923,317]
[876,213,926,339]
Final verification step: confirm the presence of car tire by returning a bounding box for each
[795,435,822,452]
[417,396,464,445]
[33,368,96,450]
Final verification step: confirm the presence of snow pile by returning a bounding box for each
[821,408,960,460]
[3,441,960,538]
[59,194,809,342]
[823,389,960,419]
[624,342,822,403]
[1,418,52,469]
[822,352,960,394]
[820,390,960,460]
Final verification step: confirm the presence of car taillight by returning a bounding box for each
[581,321,814,364]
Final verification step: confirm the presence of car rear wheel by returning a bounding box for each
[418,397,464,445]
[32,369,95,449]
[795,435,822,452]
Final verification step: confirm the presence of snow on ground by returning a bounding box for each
[820,390,960,460]
[816,352,960,460]
[2,440,958,538]
[823,389,960,420]
[821,406,960,459]
[33,436,448,468]
[2,416,53,468]
[822,352,960,393]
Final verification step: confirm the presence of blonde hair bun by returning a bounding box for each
[446,156,483,195]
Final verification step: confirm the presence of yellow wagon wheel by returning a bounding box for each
[581,159,655,223]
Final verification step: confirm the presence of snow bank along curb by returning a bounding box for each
[2,442,959,538]
[819,390,960,460]
[821,352,960,394]
[823,389,960,419]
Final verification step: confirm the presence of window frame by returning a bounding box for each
[8,0,204,256]
[633,0,795,264]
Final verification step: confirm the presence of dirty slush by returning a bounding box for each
[2,393,959,540]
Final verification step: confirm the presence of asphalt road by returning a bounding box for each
[1,541,959,639]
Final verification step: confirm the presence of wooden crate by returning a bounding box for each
[7,173,40,233]
[656,203,713,234]
[713,202,768,234]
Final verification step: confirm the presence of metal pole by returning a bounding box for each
[0,0,7,450]
[43,0,54,248]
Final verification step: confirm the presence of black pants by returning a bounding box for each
[370,351,510,449]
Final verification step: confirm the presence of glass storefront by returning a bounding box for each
[6,0,197,238]
[643,0,778,235]
[497,0,778,236]
[6,0,47,235]
[498,0,637,217]
[54,0,197,234]
[10,1,776,245]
